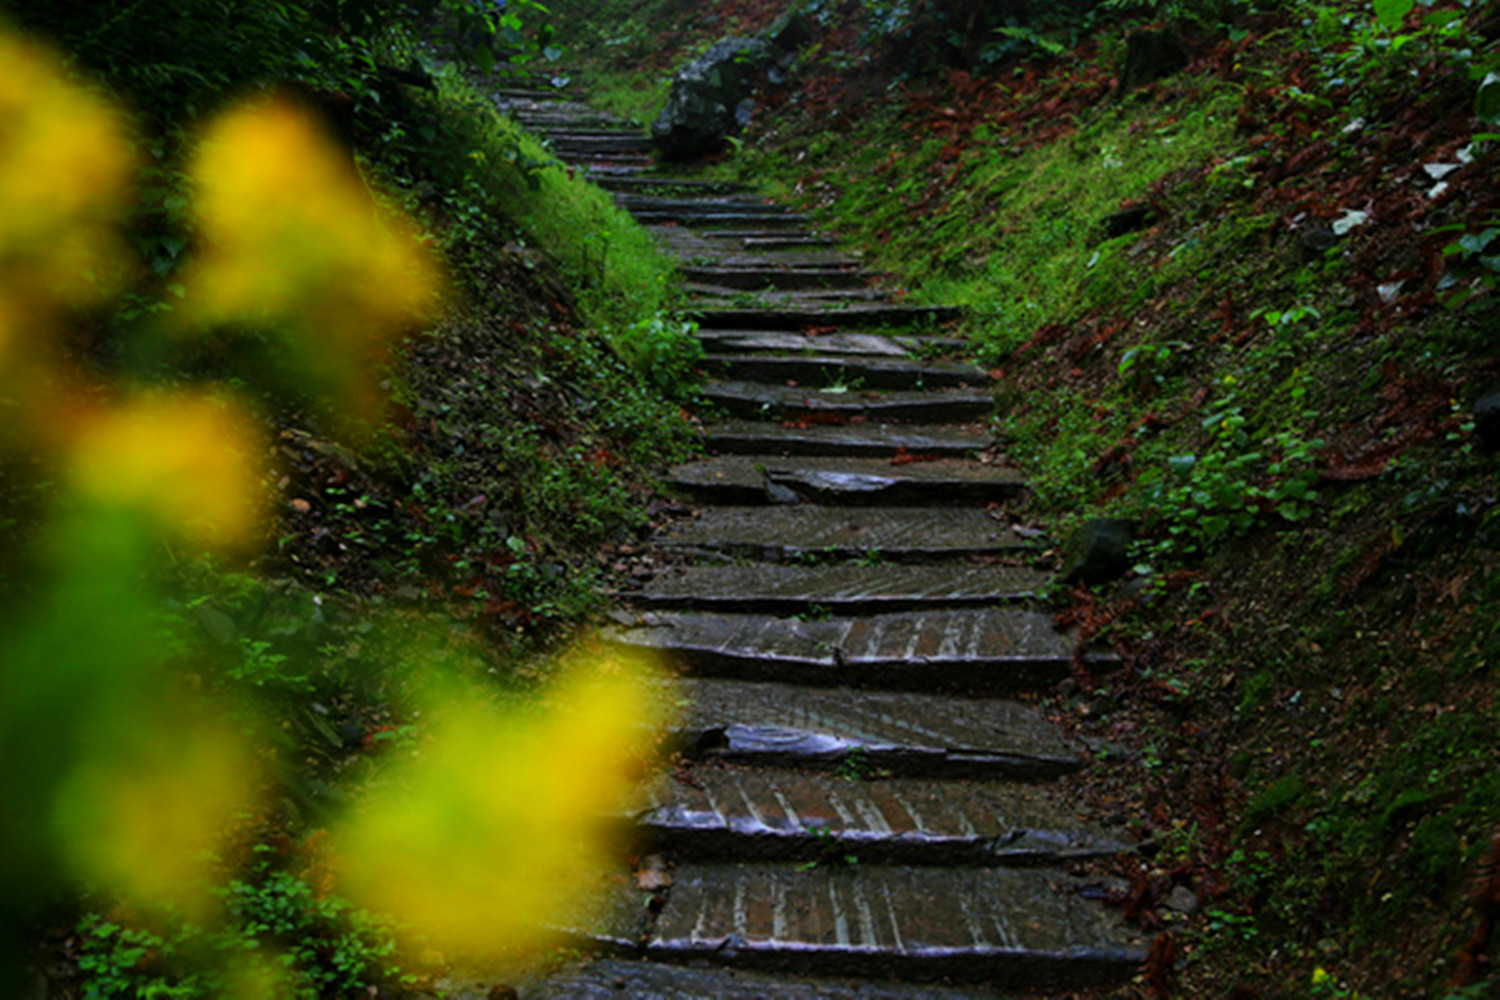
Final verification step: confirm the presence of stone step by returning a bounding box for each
[640,863,1146,986]
[562,152,655,168]
[682,266,873,292]
[634,210,809,227]
[676,250,867,269]
[667,678,1085,779]
[518,958,1006,999]
[694,303,962,331]
[632,563,1044,613]
[616,194,794,215]
[609,609,1078,694]
[666,455,1025,507]
[599,176,753,195]
[657,505,1022,560]
[641,767,1127,866]
[702,381,993,423]
[688,286,890,305]
[702,353,988,390]
[549,135,656,155]
[705,420,991,459]
[697,330,907,357]
[743,235,840,250]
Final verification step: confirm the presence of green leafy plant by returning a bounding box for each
[610,313,705,398]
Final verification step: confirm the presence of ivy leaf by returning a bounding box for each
[1373,0,1415,32]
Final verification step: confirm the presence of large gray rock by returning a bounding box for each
[653,37,773,159]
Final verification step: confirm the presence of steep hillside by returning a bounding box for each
[553,1,1500,996]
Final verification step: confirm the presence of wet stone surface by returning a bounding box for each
[657,506,1024,559]
[518,958,1011,999]
[646,864,1147,985]
[607,608,1081,693]
[701,352,989,390]
[634,562,1047,613]
[702,380,993,423]
[658,677,1084,779]
[666,455,1025,506]
[640,767,1128,866]
[705,419,991,458]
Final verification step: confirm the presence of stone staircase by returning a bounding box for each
[490,79,1148,998]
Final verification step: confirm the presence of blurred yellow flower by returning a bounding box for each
[66,391,267,550]
[180,96,443,422]
[332,646,671,961]
[52,705,261,916]
[0,30,133,387]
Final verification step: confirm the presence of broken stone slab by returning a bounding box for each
[705,420,991,459]
[701,380,993,423]
[639,767,1128,866]
[607,608,1080,694]
[701,353,988,390]
[666,678,1085,779]
[633,563,1046,613]
[681,266,874,292]
[518,957,1003,999]
[658,505,1023,560]
[644,863,1147,986]
[666,455,1025,506]
[693,303,962,331]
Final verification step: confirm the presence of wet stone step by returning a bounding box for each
[702,380,993,423]
[615,194,794,214]
[688,287,890,305]
[596,175,752,193]
[677,250,867,270]
[549,135,656,155]
[702,353,989,390]
[632,563,1045,613]
[519,957,1003,999]
[657,505,1022,560]
[634,210,808,227]
[643,863,1147,987]
[743,235,839,249]
[641,767,1127,866]
[705,419,990,459]
[609,609,1077,694]
[681,266,874,292]
[667,678,1084,779]
[666,455,1025,507]
[694,303,962,331]
[697,330,908,357]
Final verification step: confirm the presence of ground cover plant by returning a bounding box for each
[0,2,698,994]
[549,0,1500,995]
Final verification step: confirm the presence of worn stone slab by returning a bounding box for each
[615,194,794,215]
[702,381,993,424]
[666,455,1025,506]
[641,768,1127,866]
[517,958,1008,999]
[743,235,839,249]
[689,287,890,305]
[608,609,1077,694]
[697,330,908,356]
[682,266,873,292]
[634,563,1045,613]
[646,864,1146,986]
[549,135,656,155]
[636,210,809,227]
[658,506,1021,560]
[694,303,962,331]
[702,354,988,390]
[681,251,867,270]
[706,420,990,459]
[667,678,1083,779]
[598,175,752,194]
